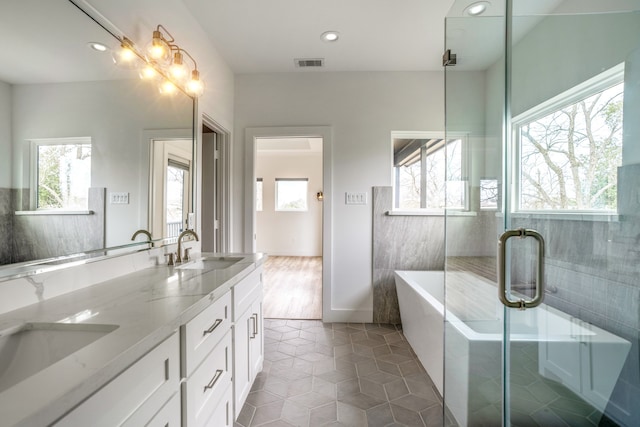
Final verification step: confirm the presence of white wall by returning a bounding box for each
[234,71,444,321]
[0,81,10,188]
[11,80,192,246]
[85,0,235,132]
[256,152,322,257]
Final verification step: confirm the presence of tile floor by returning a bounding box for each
[235,319,450,427]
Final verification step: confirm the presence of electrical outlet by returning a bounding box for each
[345,192,367,205]
[187,212,195,229]
[110,192,129,204]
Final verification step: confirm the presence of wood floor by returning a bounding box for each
[263,256,322,319]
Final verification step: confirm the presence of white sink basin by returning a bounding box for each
[177,256,244,270]
[0,322,118,393]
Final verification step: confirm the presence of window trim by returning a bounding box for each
[511,63,624,215]
[275,178,309,212]
[29,136,92,211]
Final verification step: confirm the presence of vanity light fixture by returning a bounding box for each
[112,26,205,97]
[464,1,490,16]
[321,31,340,42]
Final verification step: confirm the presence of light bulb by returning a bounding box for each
[186,70,205,97]
[159,79,178,95]
[145,30,171,65]
[169,51,189,81]
[139,63,159,80]
[112,38,139,69]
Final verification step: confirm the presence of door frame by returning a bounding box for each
[244,126,332,321]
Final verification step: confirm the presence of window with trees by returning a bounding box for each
[515,67,623,212]
[275,178,308,211]
[393,135,467,210]
[32,137,91,210]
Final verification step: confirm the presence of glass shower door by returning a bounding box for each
[444,1,640,426]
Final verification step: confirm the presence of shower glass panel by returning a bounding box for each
[444,1,640,426]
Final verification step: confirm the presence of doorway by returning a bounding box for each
[255,137,323,319]
[201,118,231,253]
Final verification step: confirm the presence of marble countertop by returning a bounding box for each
[0,252,265,427]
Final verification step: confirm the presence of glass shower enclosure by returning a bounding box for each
[444,1,640,425]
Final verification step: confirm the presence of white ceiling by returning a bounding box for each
[0,0,134,84]
[181,0,456,73]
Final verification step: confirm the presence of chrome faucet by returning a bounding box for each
[131,229,153,247]
[176,229,199,263]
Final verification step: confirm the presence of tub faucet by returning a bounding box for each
[131,229,153,247]
[176,229,199,264]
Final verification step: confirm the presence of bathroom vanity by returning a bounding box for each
[0,250,264,426]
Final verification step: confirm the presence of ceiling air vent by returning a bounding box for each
[294,58,324,68]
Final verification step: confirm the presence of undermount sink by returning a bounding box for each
[177,256,244,271]
[0,322,118,393]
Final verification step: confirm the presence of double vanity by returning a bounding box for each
[0,249,265,426]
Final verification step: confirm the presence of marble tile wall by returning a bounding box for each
[372,187,445,324]
[0,188,12,265]
[10,187,106,263]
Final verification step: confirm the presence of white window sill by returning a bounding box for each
[15,210,94,216]
[386,210,477,217]
[508,211,619,222]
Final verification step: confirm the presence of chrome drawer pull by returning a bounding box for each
[203,318,223,336]
[250,314,258,339]
[204,369,224,392]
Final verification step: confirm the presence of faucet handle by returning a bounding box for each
[164,252,176,266]
[184,247,192,262]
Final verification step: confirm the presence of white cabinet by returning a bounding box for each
[233,266,264,417]
[55,332,180,427]
[182,330,233,426]
[181,291,234,427]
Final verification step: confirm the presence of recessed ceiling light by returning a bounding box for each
[88,42,109,52]
[464,1,490,16]
[321,31,340,42]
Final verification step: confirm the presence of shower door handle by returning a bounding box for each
[498,228,545,309]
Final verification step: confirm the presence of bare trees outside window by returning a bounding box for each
[35,139,91,210]
[517,82,623,212]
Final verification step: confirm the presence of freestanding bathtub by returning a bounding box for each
[395,270,630,427]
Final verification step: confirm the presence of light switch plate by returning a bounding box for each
[109,192,129,204]
[345,192,367,205]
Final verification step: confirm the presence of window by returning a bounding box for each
[514,66,623,212]
[393,134,467,210]
[31,137,91,210]
[275,178,308,211]
[166,158,190,237]
[256,178,263,211]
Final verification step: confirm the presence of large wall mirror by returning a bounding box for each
[0,0,195,276]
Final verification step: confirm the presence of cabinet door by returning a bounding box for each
[56,333,179,427]
[233,308,252,414]
[203,382,233,427]
[249,297,264,379]
[145,391,181,427]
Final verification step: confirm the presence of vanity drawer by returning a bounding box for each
[233,266,263,321]
[182,290,231,377]
[182,329,232,427]
[55,332,179,427]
